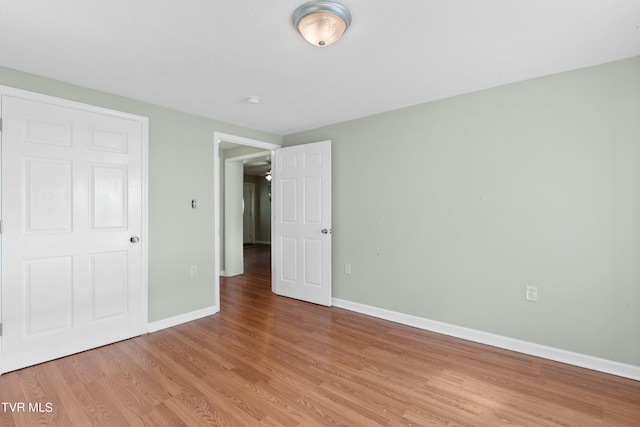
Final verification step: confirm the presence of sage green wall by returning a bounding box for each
[0,66,282,322]
[284,56,640,366]
[256,178,272,242]
[243,175,272,243]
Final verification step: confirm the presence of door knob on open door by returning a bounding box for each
[130,236,140,243]
[321,228,331,234]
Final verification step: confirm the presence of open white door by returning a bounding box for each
[272,140,332,306]
[1,90,147,373]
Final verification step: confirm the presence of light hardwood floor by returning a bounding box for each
[1,245,639,426]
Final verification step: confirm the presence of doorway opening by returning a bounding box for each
[213,132,280,309]
[214,133,333,309]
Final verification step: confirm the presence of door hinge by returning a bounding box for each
[0,117,3,132]
[0,323,3,337]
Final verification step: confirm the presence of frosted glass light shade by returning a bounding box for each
[297,12,347,46]
[293,1,352,47]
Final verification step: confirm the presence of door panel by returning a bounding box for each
[272,141,332,306]
[91,250,129,320]
[26,158,73,232]
[304,237,323,286]
[1,92,147,373]
[25,256,73,334]
[92,165,127,229]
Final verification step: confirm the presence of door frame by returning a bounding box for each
[213,132,280,307]
[0,85,149,373]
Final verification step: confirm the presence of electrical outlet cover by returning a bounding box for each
[525,285,538,302]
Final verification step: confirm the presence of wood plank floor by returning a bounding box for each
[1,245,639,426]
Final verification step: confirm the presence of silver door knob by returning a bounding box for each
[130,236,140,243]
[321,228,331,234]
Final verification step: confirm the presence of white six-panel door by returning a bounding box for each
[272,140,332,306]
[1,90,147,373]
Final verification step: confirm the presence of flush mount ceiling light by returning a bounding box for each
[292,1,352,47]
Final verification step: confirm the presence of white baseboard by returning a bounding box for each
[147,305,219,333]
[332,298,640,381]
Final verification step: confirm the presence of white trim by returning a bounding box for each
[227,150,273,163]
[333,298,640,381]
[0,85,146,122]
[214,132,280,151]
[140,108,150,335]
[212,132,280,313]
[0,91,3,373]
[147,305,219,333]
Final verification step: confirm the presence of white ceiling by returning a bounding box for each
[1,1,639,136]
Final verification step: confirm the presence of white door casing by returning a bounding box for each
[224,159,244,277]
[0,89,148,374]
[272,140,332,306]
